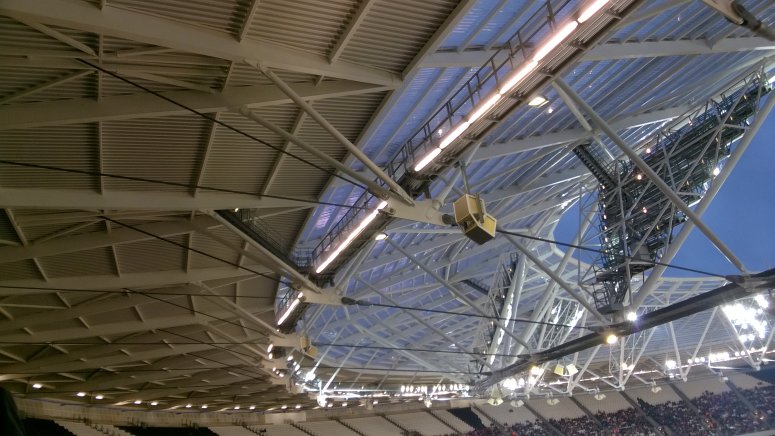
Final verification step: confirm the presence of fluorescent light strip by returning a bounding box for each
[498,61,538,94]
[578,0,609,23]
[439,121,471,149]
[532,21,578,62]
[467,93,502,124]
[276,293,303,325]
[414,147,442,172]
[315,201,388,273]
[409,0,608,173]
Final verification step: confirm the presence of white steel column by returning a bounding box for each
[383,237,530,349]
[554,78,747,274]
[257,66,414,204]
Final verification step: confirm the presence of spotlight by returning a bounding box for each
[186,404,192,408]
[76,392,86,397]
[95,394,104,400]
[423,397,432,408]
[201,405,208,409]
[150,401,158,406]
[375,233,387,241]
[234,406,240,410]
[295,404,302,409]
[528,95,549,107]
[566,364,579,376]
[134,400,142,405]
[626,311,637,321]
[31,383,42,389]
[249,406,256,410]
[606,334,618,345]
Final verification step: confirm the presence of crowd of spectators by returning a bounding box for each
[452,385,775,436]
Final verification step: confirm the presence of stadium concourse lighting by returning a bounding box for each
[315,201,389,273]
[276,291,304,326]
[413,0,609,172]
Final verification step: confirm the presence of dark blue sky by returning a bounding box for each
[554,107,775,278]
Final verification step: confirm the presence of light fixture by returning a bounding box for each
[606,334,618,345]
[186,404,192,408]
[315,201,388,273]
[375,233,387,240]
[234,406,240,410]
[665,359,677,370]
[712,167,721,176]
[635,173,643,181]
[233,208,239,212]
[295,404,302,409]
[32,383,42,389]
[326,403,333,408]
[150,401,158,406]
[423,397,432,408]
[287,355,294,361]
[281,405,287,410]
[594,393,606,401]
[510,399,524,407]
[373,400,379,405]
[530,366,544,376]
[439,121,471,150]
[134,400,142,405]
[566,364,578,376]
[626,311,637,321]
[201,405,208,409]
[76,392,86,397]
[267,343,274,353]
[467,93,502,124]
[533,21,578,62]
[498,61,538,94]
[487,397,503,406]
[553,364,565,376]
[342,402,348,407]
[249,405,256,410]
[528,95,548,107]
[642,207,648,213]
[276,293,304,326]
[414,147,443,172]
[578,0,609,23]
[651,385,662,393]
[95,394,104,400]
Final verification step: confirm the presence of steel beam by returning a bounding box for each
[0,0,401,86]
[0,80,389,130]
[554,78,747,274]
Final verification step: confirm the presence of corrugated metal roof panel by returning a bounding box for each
[338,0,459,72]
[110,0,252,37]
[245,0,357,56]
[0,124,98,189]
[199,108,293,196]
[0,259,42,281]
[115,235,186,273]
[38,246,117,278]
[102,115,209,192]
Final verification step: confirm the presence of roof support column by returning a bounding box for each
[383,237,531,349]
[554,78,747,274]
[256,65,414,205]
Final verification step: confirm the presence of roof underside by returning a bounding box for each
[0,0,773,412]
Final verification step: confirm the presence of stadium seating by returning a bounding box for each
[297,419,361,436]
[24,418,74,436]
[341,415,404,436]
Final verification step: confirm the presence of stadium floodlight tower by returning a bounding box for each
[573,72,772,315]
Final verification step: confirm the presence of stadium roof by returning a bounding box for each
[0,0,773,412]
